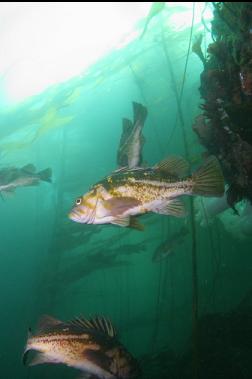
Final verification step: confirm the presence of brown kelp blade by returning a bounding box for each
[192,156,225,197]
[140,2,166,39]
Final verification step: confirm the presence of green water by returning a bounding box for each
[0,3,251,379]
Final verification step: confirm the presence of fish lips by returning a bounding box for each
[68,207,90,223]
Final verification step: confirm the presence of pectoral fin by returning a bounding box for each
[103,197,140,216]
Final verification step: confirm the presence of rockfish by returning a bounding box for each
[69,156,224,229]
[23,315,140,379]
[0,164,52,193]
[117,102,147,169]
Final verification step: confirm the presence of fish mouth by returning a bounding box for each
[68,206,96,224]
[68,208,88,223]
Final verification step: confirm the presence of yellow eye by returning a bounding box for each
[75,197,82,205]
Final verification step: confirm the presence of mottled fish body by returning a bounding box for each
[23,315,139,379]
[69,156,225,229]
[0,164,52,193]
[117,102,147,169]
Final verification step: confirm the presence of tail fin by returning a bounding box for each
[38,168,52,183]
[133,102,148,126]
[192,156,224,197]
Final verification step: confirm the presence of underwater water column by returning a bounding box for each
[37,127,67,314]
[160,4,199,378]
[127,61,164,156]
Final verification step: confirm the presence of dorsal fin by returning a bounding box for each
[21,164,36,174]
[70,316,117,338]
[155,156,189,177]
[37,315,62,332]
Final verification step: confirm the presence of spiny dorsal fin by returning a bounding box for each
[155,156,189,177]
[37,315,62,332]
[21,164,36,173]
[70,316,117,338]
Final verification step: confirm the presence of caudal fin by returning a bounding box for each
[133,102,148,125]
[38,168,52,183]
[192,156,224,197]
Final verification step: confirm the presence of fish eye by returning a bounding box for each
[75,197,82,205]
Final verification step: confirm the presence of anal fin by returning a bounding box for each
[129,216,144,231]
[152,199,186,217]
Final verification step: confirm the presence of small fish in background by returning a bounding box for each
[140,2,166,39]
[114,242,146,256]
[69,155,224,229]
[51,247,132,288]
[0,164,52,194]
[85,250,129,268]
[117,102,147,169]
[152,225,189,262]
[192,33,206,67]
[23,315,140,379]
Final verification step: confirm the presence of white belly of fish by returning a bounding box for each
[121,199,169,216]
[77,360,116,379]
[92,197,175,223]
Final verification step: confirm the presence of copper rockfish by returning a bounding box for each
[23,315,140,379]
[69,155,224,229]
